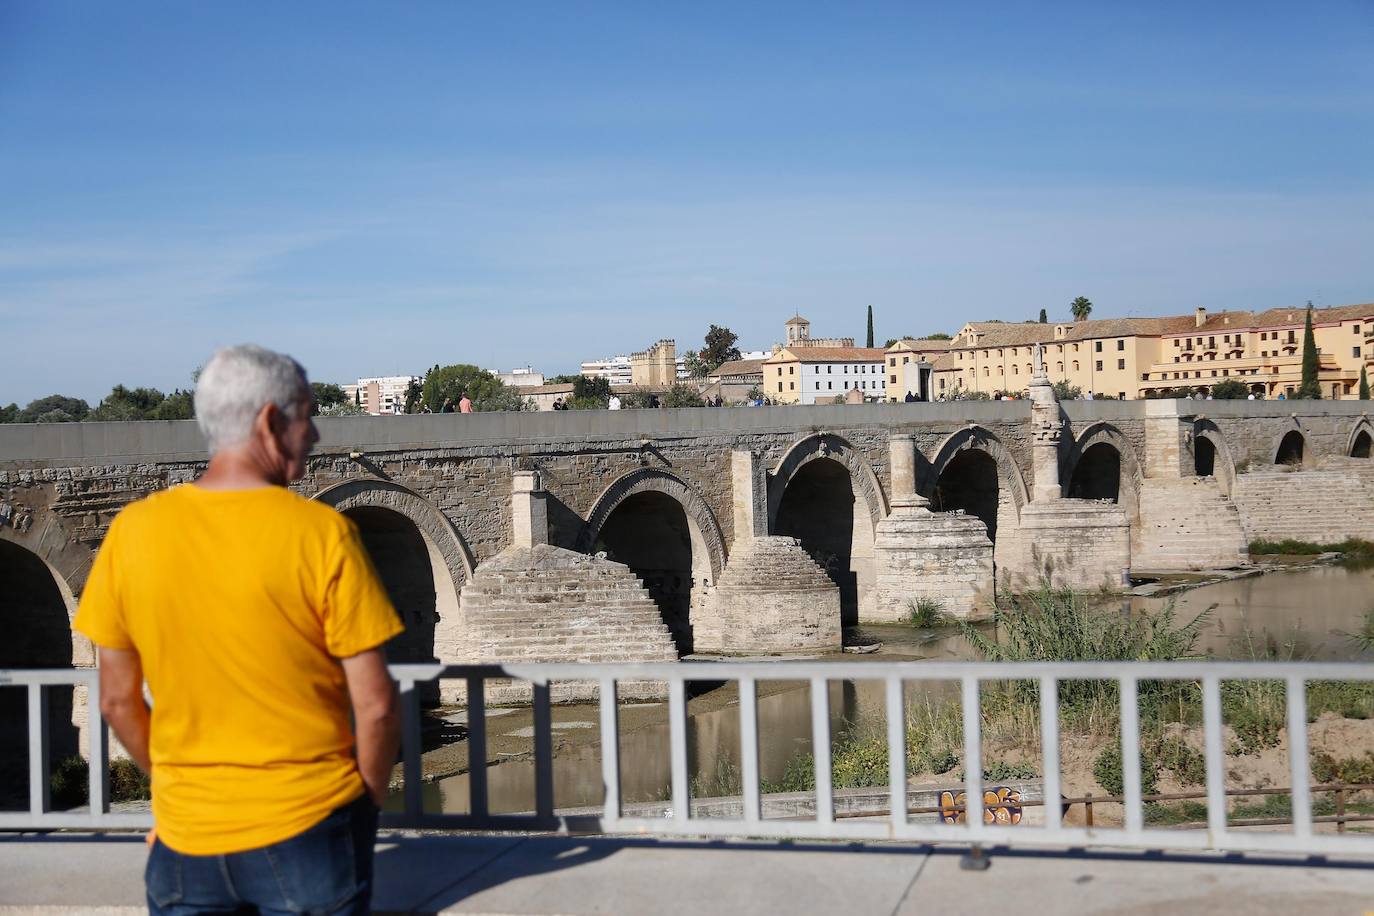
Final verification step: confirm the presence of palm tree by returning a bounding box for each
[1070,296,1093,321]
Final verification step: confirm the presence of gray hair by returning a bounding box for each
[195,344,311,455]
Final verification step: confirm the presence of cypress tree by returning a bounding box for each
[866,305,874,348]
[1360,366,1370,401]
[1039,308,1047,323]
[1296,302,1322,399]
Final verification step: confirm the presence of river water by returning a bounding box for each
[413,564,1374,815]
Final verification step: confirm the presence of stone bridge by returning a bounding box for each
[2,399,1373,711]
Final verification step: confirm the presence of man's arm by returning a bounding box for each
[341,648,400,806]
[97,647,152,774]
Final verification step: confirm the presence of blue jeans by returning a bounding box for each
[145,795,378,915]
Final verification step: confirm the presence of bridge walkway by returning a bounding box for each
[3,831,1373,915]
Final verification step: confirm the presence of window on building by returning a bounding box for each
[1012,365,1019,375]
[903,356,910,364]
[844,365,849,373]
[1072,360,1080,371]
[1354,324,1362,334]
[1095,360,1103,371]
[1208,336,1215,349]
[889,357,896,366]
[1174,340,1180,348]
[790,382,795,390]
[890,374,897,383]
[777,382,783,392]
[984,368,990,377]
[828,381,833,390]
[827,365,832,373]
[1095,341,1102,352]
[1117,359,1125,370]
[816,381,821,390]
[1357,347,1363,359]
[789,365,794,374]
[1117,339,1124,351]
[844,381,850,389]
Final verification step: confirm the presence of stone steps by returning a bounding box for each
[1232,470,1374,543]
[446,545,679,678]
[1133,477,1249,570]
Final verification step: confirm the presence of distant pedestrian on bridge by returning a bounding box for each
[74,344,403,915]
[459,390,473,413]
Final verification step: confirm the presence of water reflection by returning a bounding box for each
[410,564,1374,815]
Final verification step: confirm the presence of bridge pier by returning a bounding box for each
[873,435,994,621]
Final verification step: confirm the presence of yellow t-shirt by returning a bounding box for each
[73,484,404,855]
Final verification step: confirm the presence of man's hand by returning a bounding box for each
[97,647,152,775]
[341,648,399,807]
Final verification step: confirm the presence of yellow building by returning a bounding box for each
[884,339,953,401]
[924,303,1373,400]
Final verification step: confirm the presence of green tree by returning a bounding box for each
[311,382,348,407]
[0,403,18,423]
[403,378,423,414]
[1052,380,1082,400]
[1360,366,1370,401]
[1070,296,1093,321]
[662,383,705,407]
[1295,303,1322,399]
[1039,308,1048,323]
[572,376,612,406]
[18,395,90,423]
[422,364,530,412]
[150,389,194,420]
[354,387,362,407]
[920,333,952,340]
[546,373,581,385]
[1209,379,1249,400]
[700,325,742,373]
[682,350,712,379]
[318,400,366,417]
[866,306,874,348]
[91,386,166,421]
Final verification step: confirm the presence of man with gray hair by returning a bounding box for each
[74,344,403,915]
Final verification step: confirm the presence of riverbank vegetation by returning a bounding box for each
[720,586,1374,828]
[1248,537,1374,566]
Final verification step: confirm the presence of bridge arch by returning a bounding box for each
[581,468,725,654]
[1348,420,1373,459]
[1192,420,1238,496]
[921,426,1030,520]
[1064,422,1143,521]
[0,538,83,798]
[768,433,886,625]
[1273,427,1307,467]
[313,479,470,671]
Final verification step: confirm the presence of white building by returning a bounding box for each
[344,375,417,415]
[761,346,889,404]
[489,366,545,388]
[579,356,634,386]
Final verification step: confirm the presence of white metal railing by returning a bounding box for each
[4,660,1374,856]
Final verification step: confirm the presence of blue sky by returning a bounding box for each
[2,1,1371,404]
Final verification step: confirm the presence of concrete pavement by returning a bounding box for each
[2,832,1374,915]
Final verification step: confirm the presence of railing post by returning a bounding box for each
[532,681,555,820]
[1084,794,1094,828]
[1119,676,1143,834]
[599,677,621,823]
[28,684,50,816]
[466,676,489,819]
[669,677,690,821]
[811,676,833,826]
[961,676,983,836]
[1336,788,1347,834]
[1202,675,1228,843]
[87,673,109,818]
[886,677,907,833]
[1038,675,1062,831]
[1285,675,1312,839]
[400,679,423,821]
[739,676,761,825]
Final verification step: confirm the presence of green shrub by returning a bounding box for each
[49,756,151,809]
[1093,745,1159,797]
[1222,679,1285,754]
[905,598,950,628]
[1156,736,1206,786]
[1311,751,1374,785]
